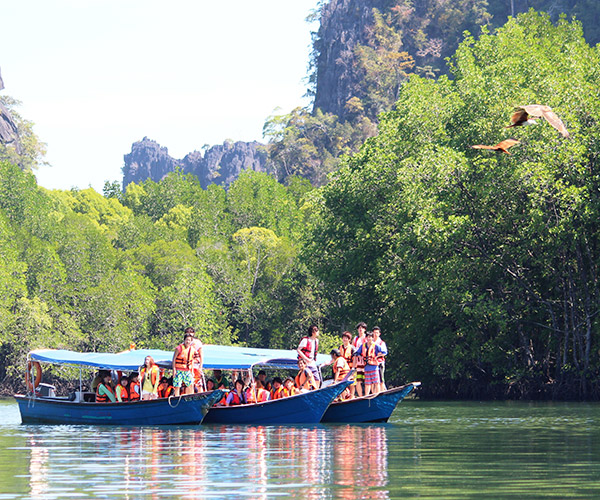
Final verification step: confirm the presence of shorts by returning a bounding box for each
[364,367,381,386]
[355,372,365,381]
[141,391,158,400]
[173,370,194,388]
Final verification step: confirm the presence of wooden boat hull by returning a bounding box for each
[203,380,352,425]
[321,383,418,423]
[14,390,224,426]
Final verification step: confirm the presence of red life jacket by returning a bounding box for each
[174,344,195,371]
[298,337,319,361]
[96,383,115,403]
[228,390,243,406]
[353,335,367,369]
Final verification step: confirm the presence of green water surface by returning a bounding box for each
[0,399,598,499]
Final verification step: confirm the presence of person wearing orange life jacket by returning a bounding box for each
[246,380,270,404]
[297,324,321,387]
[187,327,204,391]
[128,373,141,400]
[295,358,318,392]
[157,377,172,398]
[330,348,352,383]
[355,331,385,396]
[270,377,284,400]
[172,331,198,397]
[282,377,298,397]
[225,379,246,406]
[140,355,160,400]
[352,322,367,397]
[96,371,116,403]
[115,376,129,402]
[256,370,272,391]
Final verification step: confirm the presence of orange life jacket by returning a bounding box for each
[129,382,140,400]
[334,357,351,382]
[271,386,284,400]
[340,343,354,368]
[362,342,378,366]
[283,386,297,397]
[140,365,159,387]
[157,382,173,398]
[295,368,318,391]
[115,384,129,402]
[298,336,319,361]
[96,383,115,403]
[174,344,196,371]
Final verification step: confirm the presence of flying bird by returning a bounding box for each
[506,105,569,138]
[471,139,521,155]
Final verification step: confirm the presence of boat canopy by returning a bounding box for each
[29,345,331,371]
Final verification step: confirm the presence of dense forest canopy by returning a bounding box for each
[2,7,600,399]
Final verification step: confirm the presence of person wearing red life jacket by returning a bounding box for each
[172,331,198,397]
[96,371,116,403]
[297,324,321,387]
[352,322,367,397]
[225,379,246,406]
[115,376,129,402]
[140,355,160,400]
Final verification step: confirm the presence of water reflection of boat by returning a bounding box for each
[321,382,420,423]
[15,349,223,426]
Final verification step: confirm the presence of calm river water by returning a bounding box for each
[0,398,599,499]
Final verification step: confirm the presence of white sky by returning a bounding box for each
[0,0,320,192]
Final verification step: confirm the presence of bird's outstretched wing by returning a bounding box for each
[472,139,520,155]
[507,108,530,128]
[517,105,569,137]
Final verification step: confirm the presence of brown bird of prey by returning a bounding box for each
[506,105,569,138]
[471,139,520,155]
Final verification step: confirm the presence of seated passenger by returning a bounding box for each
[206,379,216,391]
[213,369,229,389]
[157,376,173,398]
[115,376,129,402]
[330,348,352,383]
[91,371,103,392]
[270,377,284,400]
[295,359,318,392]
[248,380,270,403]
[96,371,116,403]
[256,370,272,391]
[282,377,298,397]
[128,373,141,401]
[225,379,246,406]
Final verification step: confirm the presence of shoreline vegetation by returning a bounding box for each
[2,10,600,400]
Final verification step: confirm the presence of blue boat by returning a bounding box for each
[15,348,223,426]
[203,380,352,425]
[320,382,420,423]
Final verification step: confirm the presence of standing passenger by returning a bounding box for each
[140,355,160,400]
[372,326,388,393]
[356,332,385,396]
[297,325,321,387]
[352,322,367,397]
[172,331,198,396]
[339,331,356,397]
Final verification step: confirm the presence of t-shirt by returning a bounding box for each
[298,337,318,363]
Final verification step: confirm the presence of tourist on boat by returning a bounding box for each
[372,326,388,393]
[188,327,204,390]
[157,376,173,398]
[297,324,321,387]
[140,355,160,400]
[95,371,116,403]
[256,370,272,391]
[270,377,284,400]
[115,376,129,402]
[339,331,357,397]
[282,377,297,397]
[330,348,352,383]
[225,379,246,406]
[245,379,270,404]
[352,322,368,397]
[172,331,199,396]
[295,358,318,392]
[206,379,216,391]
[355,331,385,396]
[91,371,103,392]
[213,369,229,389]
[128,373,141,401]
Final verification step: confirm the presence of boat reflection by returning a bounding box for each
[25,424,390,499]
